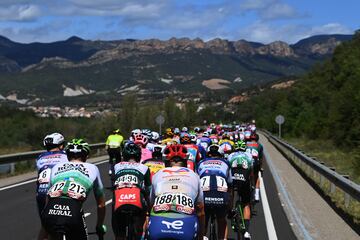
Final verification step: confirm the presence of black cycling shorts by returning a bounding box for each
[108,148,122,164]
[36,194,47,217]
[41,197,87,240]
[232,168,251,204]
[112,205,146,238]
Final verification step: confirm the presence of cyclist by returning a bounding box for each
[42,139,106,240]
[146,131,160,152]
[142,145,166,180]
[246,133,264,201]
[147,144,205,240]
[180,132,201,171]
[197,144,232,240]
[106,129,124,175]
[112,142,151,240]
[161,128,179,145]
[228,140,253,240]
[36,133,68,240]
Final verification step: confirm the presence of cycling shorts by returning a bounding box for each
[41,197,87,240]
[148,212,198,240]
[203,190,230,209]
[36,194,47,217]
[107,148,122,164]
[112,206,146,237]
[232,168,251,204]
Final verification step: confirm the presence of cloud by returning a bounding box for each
[238,22,353,44]
[0,4,41,21]
[240,0,302,20]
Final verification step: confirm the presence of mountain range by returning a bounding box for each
[0,34,353,106]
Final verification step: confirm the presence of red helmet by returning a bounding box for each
[163,144,188,161]
[250,133,258,141]
[134,133,148,147]
[180,133,191,144]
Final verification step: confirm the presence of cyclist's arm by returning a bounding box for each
[105,136,110,149]
[144,168,152,211]
[93,167,106,227]
[196,178,205,240]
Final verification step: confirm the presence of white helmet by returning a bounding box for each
[43,133,65,147]
[151,131,160,142]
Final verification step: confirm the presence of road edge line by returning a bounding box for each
[263,147,313,240]
[260,171,278,240]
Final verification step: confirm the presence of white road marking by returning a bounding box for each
[0,158,108,191]
[260,171,278,240]
[84,199,113,218]
[263,148,313,240]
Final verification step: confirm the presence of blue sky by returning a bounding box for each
[0,0,358,44]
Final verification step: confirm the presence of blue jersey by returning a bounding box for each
[36,151,68,196]
[197,157,232,192]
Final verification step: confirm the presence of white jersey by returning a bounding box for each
[36,151,68,195]
[151,167,203,215]
[48,162,104,201]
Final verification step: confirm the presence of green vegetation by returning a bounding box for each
[236,32,360,180]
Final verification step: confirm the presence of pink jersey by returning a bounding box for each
[140,147,153,163]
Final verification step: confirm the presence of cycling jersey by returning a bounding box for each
[161,138,179,145]
[183,144,201,172]
[228,151,253,170]
[197,158,232,207]
[106,134,124,149]
[246,141,264,162]
[148,167,203,239]
[36,151,68,196]
[48,162,104,201]
[36,151,68,216]
[142,158,165,180]
[140,147,152,163]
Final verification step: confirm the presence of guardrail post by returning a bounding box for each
[330,167,336,194]
[342,175,351,208]
[10,163,15,174]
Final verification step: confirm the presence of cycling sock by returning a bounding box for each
[255,188,260,201]
[245,219,250,232]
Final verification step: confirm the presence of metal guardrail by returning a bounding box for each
[261,130,360,208]
[0,143,106,165]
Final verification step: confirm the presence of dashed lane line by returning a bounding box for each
[84,199,112,218]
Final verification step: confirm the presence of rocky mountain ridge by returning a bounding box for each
[0,34,353,72]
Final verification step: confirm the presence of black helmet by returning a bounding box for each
[65,138,90,161]
[122,142,141,162]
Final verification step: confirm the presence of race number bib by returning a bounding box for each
[115,174,139,188]
[38,168,51,184]
[153,193,194,214]
[48,181,66,198]
[67,181,86,200]
[246,148,258,158]
[201,176,228,192]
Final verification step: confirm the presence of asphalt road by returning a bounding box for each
[0,150,296,240]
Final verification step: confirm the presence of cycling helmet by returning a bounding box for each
[122,142,141,162]
[202,131,210,137]
[150,131,160,143]
[244,130,252,141]
[113,129,121,134]
[43,133,65,149]
[194,127,201,133]
[165,128,174,138]
[207,144,223,157]
[163,144,188,162]
[181,127,188,132]
[134,133,149,147]
[142,129,152,138]
[222,132,230,140]
[250,133,259,141]
[180,133,191,144]
[174,128,180,135]
[65,138,90,161]
[152,145,165,160]
[234,140,247,151]
[189,133,197,144]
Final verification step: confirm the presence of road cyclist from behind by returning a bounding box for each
[227,140,254,240]
[197,144,233,240]
[41,138,106,240]
[179,132,201,172]
[112,142,152,240]
[36,133,68,240]
[106,129,124,176]
[142,144,166,180]
[246,133,264,202]
[147,144,205,240]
